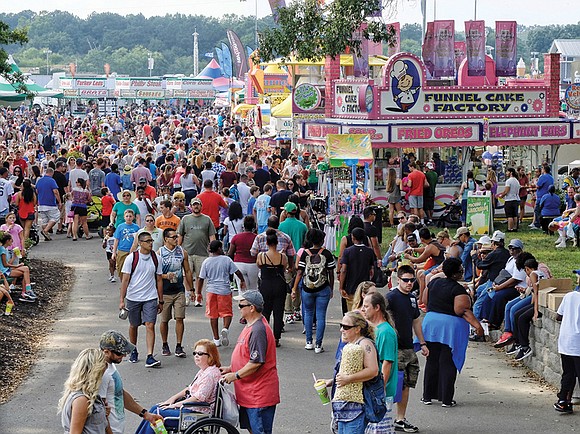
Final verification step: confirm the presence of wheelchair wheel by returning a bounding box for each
[183,417,239,434]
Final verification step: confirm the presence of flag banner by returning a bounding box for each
[204,52,214,58]
[465,20,486,76]
[352,23,369,78]
[221,42,233,78]
[268,0,286,22]
[433,20,455,78]
[495,21,517,77]
[454,41,466,72]
[422,22,435,77]
[387,22,401,57]
[215,47,225,76]
[227,30,249,80]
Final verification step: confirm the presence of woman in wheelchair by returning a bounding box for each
[135,339,222,434]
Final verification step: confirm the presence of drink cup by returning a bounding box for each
[5,302,14,315]
[13,247,21,258]
[119,308,129,320]
[314,380,330,405]
[151,419,168,434]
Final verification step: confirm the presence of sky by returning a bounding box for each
[2,0,579,27]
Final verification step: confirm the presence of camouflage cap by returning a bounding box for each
[99,330,135,355]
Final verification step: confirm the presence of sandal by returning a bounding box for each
[72,238,78,241]
[85,236,94,240]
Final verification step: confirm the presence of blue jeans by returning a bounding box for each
[461,198,468,223]
[134,404,187,434]
[533,200,542,227]
[473,280,492,320]
[504,295,531,332]
[239,405,276,434]
[302,286,331,346]
[337,411,365,434]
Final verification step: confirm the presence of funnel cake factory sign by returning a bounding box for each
[377,53,550,120]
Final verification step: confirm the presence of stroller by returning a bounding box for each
[86,196,103,233]
[308,196,327,231]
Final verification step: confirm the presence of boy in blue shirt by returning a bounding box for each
[112,209,140,277]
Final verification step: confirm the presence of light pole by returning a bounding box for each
[193,29,199,76]
[44,49,52,75]
[147,52,154,77]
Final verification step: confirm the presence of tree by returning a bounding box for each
[0,19,28,93]
[258,0,398,62]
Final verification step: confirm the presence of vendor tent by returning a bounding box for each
[271,94,292,117]
[196,59,224,80]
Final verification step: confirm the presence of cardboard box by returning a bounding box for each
[548,293,567,311]
[538,278,573,308]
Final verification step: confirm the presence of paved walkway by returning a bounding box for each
[0,236,577,432]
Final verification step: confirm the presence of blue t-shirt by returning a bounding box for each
[121,174,133,191]
[540,193,561,216]
[536,173,554,200]
[113,223,139,252]
[0,245,9,274]
[105,172,122,200]
[254,194,271,227]
[36,175,59,206]
[247,197,256,216]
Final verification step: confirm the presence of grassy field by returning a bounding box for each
[381,218,580,279]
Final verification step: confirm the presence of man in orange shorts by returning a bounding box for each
[196,240,246,347]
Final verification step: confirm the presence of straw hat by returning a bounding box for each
[117,189,136,202]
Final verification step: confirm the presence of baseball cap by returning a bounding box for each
[508,239,524,250]
[99,330,135,355]
[426,162,435,170]
[477,235,491,245]
[490,230,505,242]
[453,227,469,239]
[284,202,297,213]
[406,234,417,242]
[75,158,84,165]
[123,165,132,174]
[138,177,147,183]
[190,197,202,205]
[245,167,255,173]
[234,290,264,310]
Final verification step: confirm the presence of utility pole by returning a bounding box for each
[193,28,199,76]
[44,49,52,75]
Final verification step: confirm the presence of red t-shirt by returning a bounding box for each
[231,316,280,408]
[220,171,237,188]
[408,170,426,196]
[101,195,115,217]
[230,232,257,263]
[197,190,227,228]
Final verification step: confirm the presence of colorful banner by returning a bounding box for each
[454,41,466,72]
[326,134,373,168]
[422,22,435,77]
[487,123,570,141]
[226,30,249,81]
[387,22,401,57]
[467,192,493,235]
[391,124,480,143]
[495,21,517,77]
[465,20,486,76]
[215,47,225,76]
[353,24,369,78]
[433,20,455,78]
[221,42,233,78]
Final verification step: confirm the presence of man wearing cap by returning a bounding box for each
[424,162,438,225]
[69,158,90,191]
[222,291,280,434]
[472,230,511,320]
[99,330,163,433]
[137,177,156,201]
[453,227,477,281]
[485,239,527,329]
[177,197,216,306]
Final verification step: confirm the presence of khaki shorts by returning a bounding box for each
[38,207,61,226]
[116,250,130,278]
[188,255,207,280]
[398,348,420,388]
[161,292,186,322]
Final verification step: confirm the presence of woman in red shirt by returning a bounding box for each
[228,215,258,292]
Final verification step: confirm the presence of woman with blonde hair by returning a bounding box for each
[351,281,377,311]
[58,348,109,434]
[385,168,402,226]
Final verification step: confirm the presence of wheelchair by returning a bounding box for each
[162,381,239,434]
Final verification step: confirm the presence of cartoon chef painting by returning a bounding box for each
[391,60,420,112]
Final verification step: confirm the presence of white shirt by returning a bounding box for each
[69,167,89,188]
[121,251,162,302]
[505,256,527,283]
[0,178,14,213]
[237,181,251,215]
[99,363,125,434]
[505,177,521,202]
[557,291,580,356]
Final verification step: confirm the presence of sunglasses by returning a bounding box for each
[400,277,416,283]
[166,235,178,239]
[193,351,209,357]
[339,323,356,330]
[111,350,125,357]
[145,219,154,222]
[140,239,154,243]
[123,194,131,197]
[238,303,252,309]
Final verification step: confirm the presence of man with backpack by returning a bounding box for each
[119,231,164,367]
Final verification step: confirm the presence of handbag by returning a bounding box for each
[220,382,239,427]
[372,265,388,288]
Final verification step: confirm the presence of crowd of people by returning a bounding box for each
[0,101,577,433]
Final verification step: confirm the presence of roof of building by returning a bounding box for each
[549,39,580,58]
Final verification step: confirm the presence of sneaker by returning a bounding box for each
[293,311,302,322]
[468,334,486,342]
[514,346,532,361]
[394,418,419,433]
[110,276,116,283]
[213,339,222,347]
[129,349,139,363]
[420,398,432,405]
[25,289,38,300]
[194,301,203,307]
[505,344,521,355]
[442,400,457,408]
[554,401,573,413]
[175,344,186,358]
[162,343,171,356]
[572,396,580,405]
[305,342,314,350]
[285,313,295,324]
[220,328,230,347]
[145,355,161,368]
[315,345,324,354]
[529,225,541,230]
[494,332,514,348]
[18,293,35,303]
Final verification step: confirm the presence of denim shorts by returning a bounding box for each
[126,298,158,326]
[239,405,276,434]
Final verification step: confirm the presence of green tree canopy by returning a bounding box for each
[0,20,29,93]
